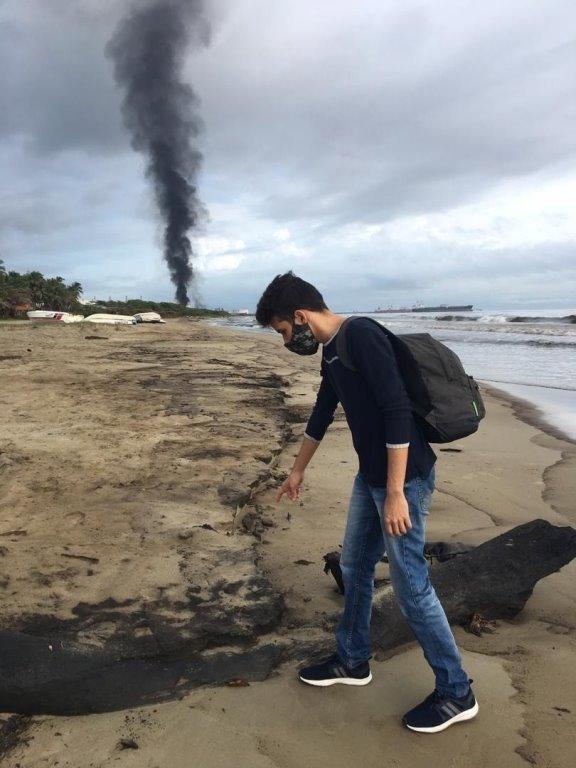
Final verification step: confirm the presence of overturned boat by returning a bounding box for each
[83,313,137,325]
[27,310,84,323]
[133,312,166,324]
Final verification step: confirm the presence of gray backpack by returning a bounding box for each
[335,316,486,443]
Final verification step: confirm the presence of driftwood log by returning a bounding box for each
[369,518,576,651]
[0,519,574,715]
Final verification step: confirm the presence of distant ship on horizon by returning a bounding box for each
[373,302,474,313]
[373,305,413,313]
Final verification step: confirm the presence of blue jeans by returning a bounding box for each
[335,465,471,698]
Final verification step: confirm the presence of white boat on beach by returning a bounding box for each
[83,313,137,325]
[133,312,166,324]
[27,310,84,323]
[27,310,164,326]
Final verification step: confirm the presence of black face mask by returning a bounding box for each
[284,320,319,355]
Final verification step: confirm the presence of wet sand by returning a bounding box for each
[0,318,575,766]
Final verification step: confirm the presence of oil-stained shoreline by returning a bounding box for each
[0,318,334,717]
[1,318,575,768]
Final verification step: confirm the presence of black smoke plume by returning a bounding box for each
[106,0,209,305]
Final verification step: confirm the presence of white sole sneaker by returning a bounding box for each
[405,700,479,733]
[298,671,373,687]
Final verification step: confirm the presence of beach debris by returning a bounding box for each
[226,678,250,687]
[294,559,314,565]
[84,335,109,340]
[241,510,266,539]
[323,551,345,594]
[463,612,498,636]
[60,553,100,565]
[440,447,463,452]
[117,738,139,750]
[423,540,474,563]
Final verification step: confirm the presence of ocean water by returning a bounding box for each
[209,308,576,442]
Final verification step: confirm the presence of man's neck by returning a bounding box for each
[312,313,345,345]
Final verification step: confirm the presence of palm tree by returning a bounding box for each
[68,281,83,303]
[26,270,45,307]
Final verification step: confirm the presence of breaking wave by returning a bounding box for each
[436,313,576,325]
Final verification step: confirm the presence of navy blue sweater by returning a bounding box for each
[304,316,436,486]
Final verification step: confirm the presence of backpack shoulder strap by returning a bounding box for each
[335,315,390,371]
[334,316,357,370]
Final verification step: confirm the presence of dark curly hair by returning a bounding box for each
[255,271,329,327]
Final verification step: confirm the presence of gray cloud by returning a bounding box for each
[0,0,575,309]
[0,1,127,154]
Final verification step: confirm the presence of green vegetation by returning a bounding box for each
[0,259,229,319]
[90,299,229,318]
[0,259,82,317]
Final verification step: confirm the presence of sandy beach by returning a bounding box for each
[0,318,575,767]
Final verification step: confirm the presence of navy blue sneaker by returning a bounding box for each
[298,652,372,687]
[403,679,479,733]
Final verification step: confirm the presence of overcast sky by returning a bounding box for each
[1,0,575,311]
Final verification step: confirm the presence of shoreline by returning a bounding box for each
[479,380,576,445]
[1,319,575,767]
[479,382,576,526]
[205,316,576,446]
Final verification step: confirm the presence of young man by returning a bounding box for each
[255,271,479,734]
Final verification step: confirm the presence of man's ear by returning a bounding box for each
[294,309,307,325]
